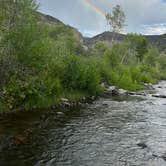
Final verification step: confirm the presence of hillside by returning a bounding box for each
[36,12,83,44]
[36,11,62,25]
[84,32,166,52]
[145,34,166,52]
[36,12,165,52]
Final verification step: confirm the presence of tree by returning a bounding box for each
[145,46,159,67]
[0,0,57,110]
[106,5,125,35]
[127,34,148,62]
[0,0,46,85]
[92,42,108,56]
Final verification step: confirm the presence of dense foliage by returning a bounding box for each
[0,0,166,111]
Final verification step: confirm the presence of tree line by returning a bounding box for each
[0,0,166,111]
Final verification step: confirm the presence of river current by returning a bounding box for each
[0,82,166,166]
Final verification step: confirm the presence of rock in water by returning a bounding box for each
[137,142,147,149]
[106,86,119,96]
[152,94,166,98]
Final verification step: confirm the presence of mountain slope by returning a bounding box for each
[36,11,62,25]
[145,34,166,52]
[37,12,166,52]
[84,32,166,52]
[36,12,83,44]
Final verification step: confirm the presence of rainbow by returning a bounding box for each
[80,0,106,18]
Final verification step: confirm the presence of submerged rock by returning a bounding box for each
[128,91,146,96]
[137,142,148,149]
[13,135,27,145]
[152,94,166,98]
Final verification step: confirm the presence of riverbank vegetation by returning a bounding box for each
[0,0,166,111]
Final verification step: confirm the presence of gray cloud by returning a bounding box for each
[37,0,166,36]
[141,23,166,35]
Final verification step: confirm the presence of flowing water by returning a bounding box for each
[0,82,166,166]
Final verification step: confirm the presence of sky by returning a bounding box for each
[37,0,166,37]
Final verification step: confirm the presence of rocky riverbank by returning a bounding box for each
[0,82,156,116]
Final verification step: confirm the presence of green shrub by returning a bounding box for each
[61,55,101,95]
[139,65,158,83]
[130,65,142,83]
[2,75,61,110]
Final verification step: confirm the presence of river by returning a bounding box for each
[0,81,166,166]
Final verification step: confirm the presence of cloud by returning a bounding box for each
[82,30,104,37]
[37,0,166,36]
[141,23,166,35]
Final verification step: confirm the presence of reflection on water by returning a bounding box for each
[0,82,166,166]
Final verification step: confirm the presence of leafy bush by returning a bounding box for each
[2,74,61,110]
[61,55,101,95]
[139,65,159,83]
